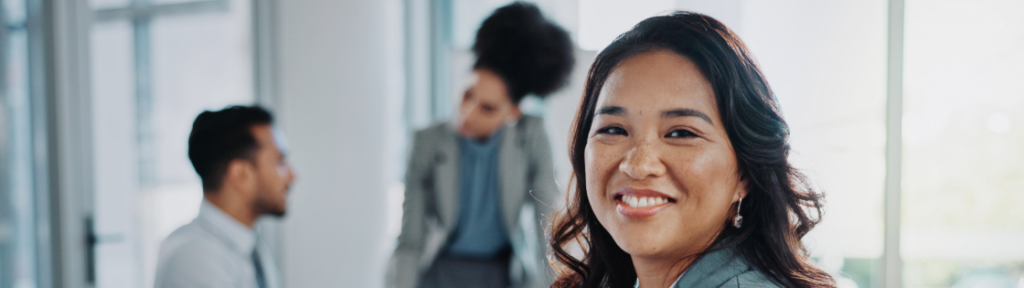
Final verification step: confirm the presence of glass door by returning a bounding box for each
[88,0,256,286]
[0,0,47,287]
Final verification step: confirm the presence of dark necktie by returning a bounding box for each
[252,250,267,288]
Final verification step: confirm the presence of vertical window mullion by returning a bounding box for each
[883,0,905,287]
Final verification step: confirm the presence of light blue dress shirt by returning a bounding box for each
[444,128,511,259]
[154,200,279,288]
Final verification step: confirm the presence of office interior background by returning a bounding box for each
[0,0,1021,287]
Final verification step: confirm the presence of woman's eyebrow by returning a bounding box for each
[662,108,713,124]
[596,106,625,115]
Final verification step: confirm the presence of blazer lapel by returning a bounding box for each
[435,127,460,229]
[498,123,527,235]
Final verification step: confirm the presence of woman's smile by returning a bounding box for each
[614,188,677,218]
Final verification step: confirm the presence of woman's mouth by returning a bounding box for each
[614,189,676,218]
[620,194,671,207]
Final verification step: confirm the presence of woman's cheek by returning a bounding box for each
[674,146,720,183]
[583,143,601,198]
[584,142,616,204]
[693,146,736,192]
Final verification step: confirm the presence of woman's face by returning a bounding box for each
[455,69,521,139]
[584,50,747,260]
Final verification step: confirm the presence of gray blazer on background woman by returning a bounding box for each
[388,3,573,288]
[388,115,558,288]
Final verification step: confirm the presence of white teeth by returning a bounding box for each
[621,195,668,207]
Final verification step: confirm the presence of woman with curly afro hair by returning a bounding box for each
[387,2,574,288]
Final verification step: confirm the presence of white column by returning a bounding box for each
[277,0,403,287]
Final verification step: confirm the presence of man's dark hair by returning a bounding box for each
[473,2,575,104]
[188,105,273,192]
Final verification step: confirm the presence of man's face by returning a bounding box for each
[249,124,295,216]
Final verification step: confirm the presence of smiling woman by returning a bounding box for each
[549,12,835,288]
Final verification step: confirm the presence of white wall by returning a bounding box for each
[276,0,404,287]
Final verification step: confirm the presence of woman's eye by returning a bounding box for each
[665,129,696,138]
[597,126,628,136]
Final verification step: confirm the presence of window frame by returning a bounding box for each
[33,0,279,286]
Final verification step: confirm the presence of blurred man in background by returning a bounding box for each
[155,105,295,288]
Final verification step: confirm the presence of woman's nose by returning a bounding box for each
[618,138,666,180]
[460,103,475,118]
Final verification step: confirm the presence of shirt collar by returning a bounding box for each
[635,245,745,288]
[197,199,258,255]
[460,126,505,151]
[673,246,750,288]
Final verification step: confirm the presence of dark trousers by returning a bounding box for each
[420,254,511,288]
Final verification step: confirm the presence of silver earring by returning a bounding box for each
[733,198,744,228]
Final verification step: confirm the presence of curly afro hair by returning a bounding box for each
[473,2,575,104]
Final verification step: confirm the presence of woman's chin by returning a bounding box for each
[609,227,698,259]
[618,243,670,259]
[456,126,472,137]
[610,233,672,257]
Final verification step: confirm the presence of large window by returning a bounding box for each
[902,0,1024,287]
[89,0,258,287]
[0,0,49,287]
[737,2,889,287]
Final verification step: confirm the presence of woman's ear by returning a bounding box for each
[733,176,749,202]
[506,105,523,125]
[510,105,523,118]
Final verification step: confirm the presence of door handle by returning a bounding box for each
[85,216,124,284]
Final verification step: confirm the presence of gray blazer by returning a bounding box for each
[387,115,559,288]
[673,247,782,288]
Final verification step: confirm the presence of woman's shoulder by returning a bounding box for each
[416,121,454,138]
[517,114,545,125]
[673,247,784,288]
[512,114,551,143]
[412,122,457,146]
[406,123,460,166]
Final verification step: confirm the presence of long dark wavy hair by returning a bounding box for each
[549,12,835,288]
